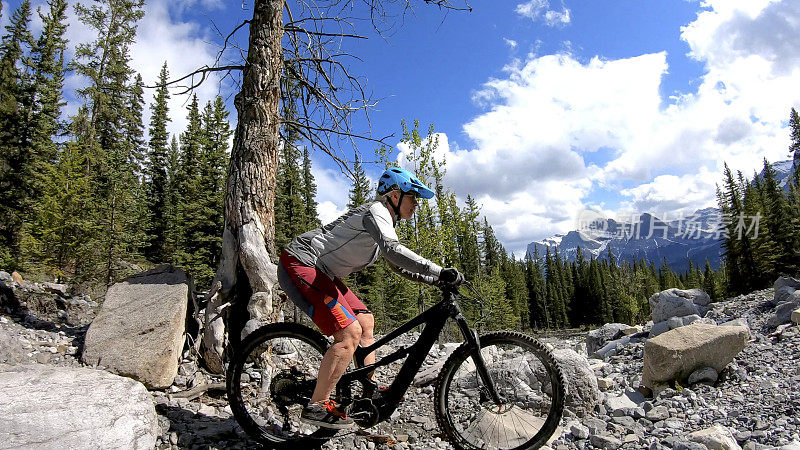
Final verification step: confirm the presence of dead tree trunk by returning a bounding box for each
[200,0,284,373]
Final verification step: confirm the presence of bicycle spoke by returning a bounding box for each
[436,333,564,450]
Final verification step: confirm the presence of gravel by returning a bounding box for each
[2,283,799,449]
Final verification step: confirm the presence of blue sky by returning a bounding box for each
[4,0,800,257]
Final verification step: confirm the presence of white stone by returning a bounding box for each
[597,377,614,389]
[0,364,158,449]
[688,424,741,450]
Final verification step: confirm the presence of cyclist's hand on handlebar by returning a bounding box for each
[437,267,464,288]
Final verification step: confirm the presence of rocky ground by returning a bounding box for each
[2,282,799,449]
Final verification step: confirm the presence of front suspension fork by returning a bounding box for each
[455,314,503,405]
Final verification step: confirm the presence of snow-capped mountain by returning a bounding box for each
[527,208,725,273]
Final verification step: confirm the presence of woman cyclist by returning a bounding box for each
[277,167,463,429]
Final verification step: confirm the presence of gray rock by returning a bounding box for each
[688,366,718,385]
[41,282,68,296]
[413,361,444,387]
[774,286,797,306]
[552,348,601,416]
[768,297,800,328]
[0,271,11,282]
[667,316,684,330]
[605,390,643,415]
[646,405,670,421]
[590,434,623,449]
[82,265,190,389]
[650,288,711,323]
[582,416,608,434]
[674,441,709,450]
[570,422,590,440]
[774,276,800,293]
[682,314,701,326]
[594,335,632,359]
[650,320,670,337]
[721,318,750,331]
[0,364,158,449]
[586,323,630,355]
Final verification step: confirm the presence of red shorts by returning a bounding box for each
[279,251,369,336]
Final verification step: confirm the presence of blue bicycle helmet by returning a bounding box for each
[376,167,435,199]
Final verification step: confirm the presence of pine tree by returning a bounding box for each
[163,136,181,260]
[501,251,527,329]
[760,158,797,277]
[175,95,210,278]
[125,73,146,178]
[301,148,321,230]
[0,0,34,268]
[458,195,481,280]
[70,0,146,283]
[144,62,171,261]
[24,127,96,279]
[481,218,501,271]
[703,259,721,302]
[275,131,306,252]
[347,156,371,208]
[196,96,232,278]
[790,108,800,164]
[525,249,548,328]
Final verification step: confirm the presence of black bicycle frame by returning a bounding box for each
[341,287,502,422]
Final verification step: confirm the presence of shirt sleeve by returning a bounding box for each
[362,202,443,282]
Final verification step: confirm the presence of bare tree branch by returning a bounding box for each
[170,0,471,174]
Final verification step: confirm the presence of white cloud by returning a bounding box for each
[430,0,800,254]
[317,201,347,226]
[503,38,518,49]
[515,0,571,27]
[311,156,352,224]
[619,167,720,215]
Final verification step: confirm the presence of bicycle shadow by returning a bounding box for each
[155,403,263,449]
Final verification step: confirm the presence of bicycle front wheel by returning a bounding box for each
[434,331,565,450]
[226,322,337,449]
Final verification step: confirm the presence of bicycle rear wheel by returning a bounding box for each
[434,331,565,450]
[226,322,337,449]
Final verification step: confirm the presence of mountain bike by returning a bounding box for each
[226,281,565,450]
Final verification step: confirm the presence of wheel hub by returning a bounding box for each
[270,371,304,407]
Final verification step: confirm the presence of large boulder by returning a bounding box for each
[0,364,158,449]
[641,323,749,389]
[82,265,190,389]
[649,288,711,323]
[586,323,629,355]
[552,348,601,416]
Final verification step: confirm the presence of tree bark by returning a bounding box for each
[200,0,284,373]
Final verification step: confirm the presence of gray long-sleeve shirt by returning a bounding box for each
[285,201,443,284]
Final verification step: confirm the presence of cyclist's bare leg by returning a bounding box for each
[357,313,376,379]
[311,320,363,403]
